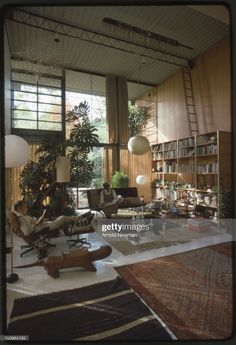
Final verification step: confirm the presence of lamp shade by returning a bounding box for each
[136,175,148,185]
[5,135,29,168]
[128,135,150,155]
[55,156,71,182]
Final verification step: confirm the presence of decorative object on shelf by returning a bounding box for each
[136,175,148,185]
[5,135,30,284]
[55,156,71,183]
[5,135,29,168]
[128,135,150,155]
[111,171,129,188]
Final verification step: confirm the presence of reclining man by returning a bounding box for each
[13,200,94,237]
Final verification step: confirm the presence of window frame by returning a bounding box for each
[11,69,65,142]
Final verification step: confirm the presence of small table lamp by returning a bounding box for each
[5,135,29,283]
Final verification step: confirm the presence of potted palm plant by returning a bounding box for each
[20,101,99,217]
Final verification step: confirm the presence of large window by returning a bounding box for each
[11,71,63,132]
[66,71,107,207]
[66,91,106,143]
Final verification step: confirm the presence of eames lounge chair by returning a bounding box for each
[8,211,56,259]
[65,213,95,249]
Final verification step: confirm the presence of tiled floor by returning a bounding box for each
[5,214,232,333]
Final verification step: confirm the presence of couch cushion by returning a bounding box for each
[124,196,142,206]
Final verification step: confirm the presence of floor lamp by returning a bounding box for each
[5,135,30,283]
[55,155,71,209]
[136,175,148,217]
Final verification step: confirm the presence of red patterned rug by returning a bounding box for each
[116,242,233,340]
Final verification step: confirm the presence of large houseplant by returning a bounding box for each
[111,171,129,188]
[20,101,99,217]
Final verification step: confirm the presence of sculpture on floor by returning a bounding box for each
[14,245,112,278]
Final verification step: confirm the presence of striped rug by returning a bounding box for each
[8,277,172,341]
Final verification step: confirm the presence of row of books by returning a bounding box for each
[163,150,177,159]
[164,141,177,150]
[196,162,218,173]
[178,137,195,148]
[196,144,217,155]
[196,134,217,145]
[179,148,195,157]
[152,144,163,152]
[153,146,217,159]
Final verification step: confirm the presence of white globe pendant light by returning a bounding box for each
[136,175,148,185]
[5,135,30,167]
[128,135,150,155]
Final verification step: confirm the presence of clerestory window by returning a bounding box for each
[11,70,63,134]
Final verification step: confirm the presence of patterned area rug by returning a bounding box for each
[116,242,233,340]
[8,277,172,341]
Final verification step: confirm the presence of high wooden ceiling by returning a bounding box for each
[5,4,230,97]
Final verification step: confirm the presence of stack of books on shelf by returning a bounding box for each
[196,144,217,155]
[163,150,177,159]
[164,141,177,150]
[196,162,218,173]
[179,137,195,148]
[197,134,217,145]
[179,148,195,157]
[186,218,212,232]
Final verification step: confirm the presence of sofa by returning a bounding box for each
[87,187,143,214]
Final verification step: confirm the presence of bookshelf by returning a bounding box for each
[151,131,232,218]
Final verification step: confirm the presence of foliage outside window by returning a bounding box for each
[128,104,150,137]
[66,91,106,143]
[66,91,106,193]
[11,71,63,132]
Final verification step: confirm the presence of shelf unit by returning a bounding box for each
[151,131,232,218]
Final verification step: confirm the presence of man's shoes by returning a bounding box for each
[86,213,94,223]
[76,213,94,225]
[66,224,95,236]
[81,211,92,218]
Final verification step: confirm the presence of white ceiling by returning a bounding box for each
[5,4,230,98]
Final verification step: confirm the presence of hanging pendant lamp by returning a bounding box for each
[136,175,148,185]
[128,135,150,155]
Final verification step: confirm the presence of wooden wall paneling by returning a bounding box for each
[155,36,230,142]
[191,36,231,133]
[126,150,152,201]
[119,148,129,177]
[157,69,189,142]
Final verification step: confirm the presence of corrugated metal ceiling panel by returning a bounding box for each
[5,5,229,98]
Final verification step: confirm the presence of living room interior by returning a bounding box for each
[2,3,234,342]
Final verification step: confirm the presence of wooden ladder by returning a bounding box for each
[182,67,199,136]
